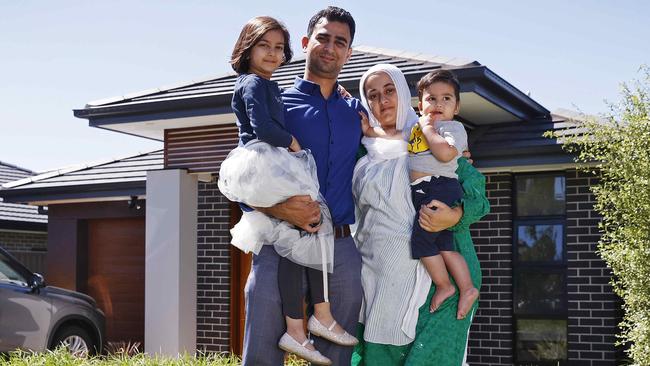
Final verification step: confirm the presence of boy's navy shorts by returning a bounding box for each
[410,176,463,258]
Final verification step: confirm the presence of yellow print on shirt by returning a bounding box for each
[407,123,430,154]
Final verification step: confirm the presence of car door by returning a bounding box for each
[0,251,51,352]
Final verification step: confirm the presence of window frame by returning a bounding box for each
[512,172,569,366]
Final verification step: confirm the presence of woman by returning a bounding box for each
[351,64,489,365]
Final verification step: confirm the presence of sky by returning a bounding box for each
[1,0,648,173]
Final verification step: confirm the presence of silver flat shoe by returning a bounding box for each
[278,332,332,365]
[307,316,359,346]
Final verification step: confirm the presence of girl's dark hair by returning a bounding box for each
[230,16,293,74]
[307,6,355,45]
[417,69,461,102]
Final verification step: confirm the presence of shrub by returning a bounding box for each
[546,66,650,365]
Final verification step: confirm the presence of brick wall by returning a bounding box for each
[565,169,621,365]
[0,229,48,274]
[193,169,622,361]
[468,172,514,365]
[467,170,621,365]
[196,179,233,352]
[0,229,47,252]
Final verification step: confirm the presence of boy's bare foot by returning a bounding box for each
[429,286,456,313]
[457,287,479,319]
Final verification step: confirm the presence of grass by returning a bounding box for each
[0,348,308,366]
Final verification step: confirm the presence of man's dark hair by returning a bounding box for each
[230,16,293,74]
[416,69,461,102]
[307,6,356,46]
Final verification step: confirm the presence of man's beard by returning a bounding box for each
[307,55,342,79]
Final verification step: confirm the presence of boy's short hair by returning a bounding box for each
[307,6,355,46]
[230,16,293,74]
[416,69,461,102]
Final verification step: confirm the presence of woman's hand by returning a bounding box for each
[358,111,399,139]
[418,199,463,232]
[359,111,372,136]
[462,150,473,165]
[338,84,353,99]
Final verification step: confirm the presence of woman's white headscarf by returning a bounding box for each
[358,63,419,132]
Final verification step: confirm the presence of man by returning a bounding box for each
[242,6,363,365]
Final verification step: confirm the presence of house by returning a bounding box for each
[0,151,162,347]
[0,46,622,365]
[0,161,47,273]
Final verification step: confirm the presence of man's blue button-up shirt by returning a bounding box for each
[282,77,363,226]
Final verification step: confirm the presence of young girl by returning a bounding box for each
[220,16,357,365]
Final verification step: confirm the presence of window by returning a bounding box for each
[514,271,566,313]
[516,319,567,362]
[516,176,565,216]
[513,174,567,365]
[516,223,564,263]
[0,251,29,286]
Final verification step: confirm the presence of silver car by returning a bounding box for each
[0,247,105,355]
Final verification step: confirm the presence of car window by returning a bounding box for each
[0,252,29,286]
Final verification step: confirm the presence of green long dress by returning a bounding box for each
[351,158,490,366]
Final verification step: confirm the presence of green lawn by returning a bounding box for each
[0,348,308,366]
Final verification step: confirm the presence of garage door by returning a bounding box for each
[87,218,145,346]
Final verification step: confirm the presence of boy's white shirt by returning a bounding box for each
[407,119,467,179]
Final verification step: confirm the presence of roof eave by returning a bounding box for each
[483,67,550,118]
[0,219,47,232]
[74,67,548,125]
[473,144,575,169]
[0,181,146,204]
[459,66,550,121]
[74,93,233,120]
